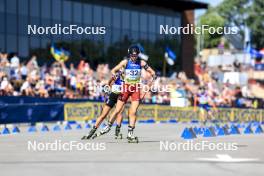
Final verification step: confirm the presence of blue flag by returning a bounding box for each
[165,47,176,65]
[245,45,263,58]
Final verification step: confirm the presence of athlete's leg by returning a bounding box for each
[94,105,112,128]
[128,100,140,128]
[127,100,140,141]
[100,100,125,134]
[199,107,206,125]
[110,100,126,124]
[81,105,111,140]
[116,105,125,126]
[115,105,125,138]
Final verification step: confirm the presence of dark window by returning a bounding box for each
[112,8,120,29]
[0,0,4,12]
[140,32,148,40]
[139,12,147,32]
[62,21,72,41]
[30,36,40,49]
[73,2,82,23]
[148,14,156,33]
[103,31,111,48]
[93,5,102,25]
[131,31,139,41]
[6,0,16,14]
[30,17,40,27]
[63,0,72,22]
[19,36,29,57]
[122,10,130,30]
[52,0,61,20]
[165,16,173,26]
[174,17,180,27]
[131,11,139,32]
[112,28,121,43]
[0,13,4,33]
[41,0,51,19]
[41,19,51,29]
[6,13,17,34]
[157,15,165,34]
[18,15,28,35]
[41,37,50,48]
[0,34,4,51]
[103,7,111,27]
[148,33,156,42]
[30,0,40,17]
[83,4,92,24]
[7,35,17,52]
[18,0,28,15]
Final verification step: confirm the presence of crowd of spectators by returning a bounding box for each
[0,51,263,108]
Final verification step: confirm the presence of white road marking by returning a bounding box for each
[197,154,259,162]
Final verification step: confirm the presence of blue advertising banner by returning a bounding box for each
[0,96,91,124]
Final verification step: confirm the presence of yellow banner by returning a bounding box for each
[64,102,264,122]
[64,102,96,121]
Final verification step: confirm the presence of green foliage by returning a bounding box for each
[198,11,225,48]
[215,0,264,49]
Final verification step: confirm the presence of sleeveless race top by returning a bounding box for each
[198,92,209,104]
[124,59,141,84]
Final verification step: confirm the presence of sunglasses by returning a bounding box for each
[130,54,138,58]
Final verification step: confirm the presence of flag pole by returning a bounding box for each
[163,57,166,76]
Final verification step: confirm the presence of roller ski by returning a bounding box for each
[127,126,139,143]
[81,126,97,140]
[115,125,123,139]
[92,123,112,139]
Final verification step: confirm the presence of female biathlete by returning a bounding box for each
[81,70,125,140]
[194,86,217,125]
[97,45,156,143]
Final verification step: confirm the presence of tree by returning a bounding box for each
[198,10,225,48]
[246,0,264,49]
[216,0,264,49]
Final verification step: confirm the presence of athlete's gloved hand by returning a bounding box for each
[102,85,111,95]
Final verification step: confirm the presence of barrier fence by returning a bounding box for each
[64,102,264,123]
[1,96,264,124]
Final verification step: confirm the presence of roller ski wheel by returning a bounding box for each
[81,136,87,140]
[115,133,123,139]
[91,133,101,139]
[127,136,139,143]
[91,129,110,139]
[81,127,97,140]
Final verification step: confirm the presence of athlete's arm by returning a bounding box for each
[141,60,156,78]
[111,59,127,78]
[107,77,115,87]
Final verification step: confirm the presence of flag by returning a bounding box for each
[50,44,70,62]
[136,43,149,61]
[245,45,263,58]
[165,47,176,65]
[138,53,149,61]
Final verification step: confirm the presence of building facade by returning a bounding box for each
[0,0,207,76]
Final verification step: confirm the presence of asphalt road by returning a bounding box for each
[0,123,264,176]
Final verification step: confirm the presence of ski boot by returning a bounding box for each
[92,122,112,139]
[115,125,123,139]
[81,126,97,140]
[127,126,139,143]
